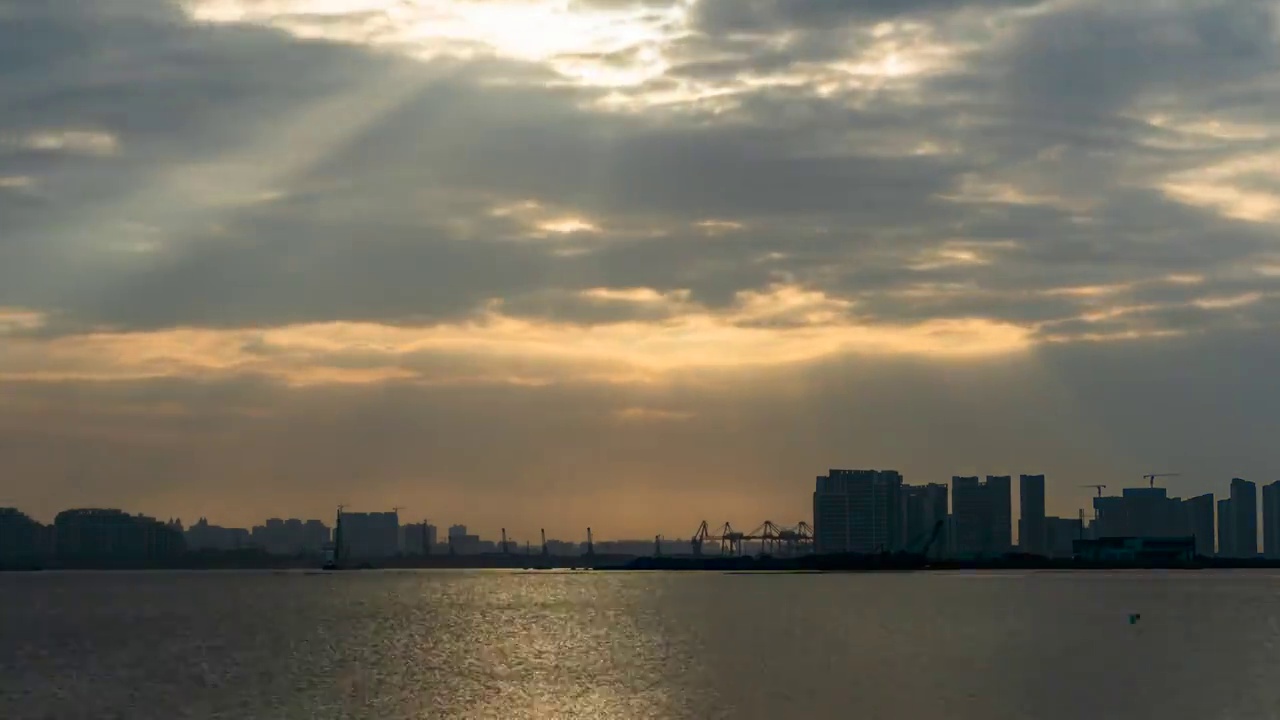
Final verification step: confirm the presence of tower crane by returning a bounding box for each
[1143,473,1180,488]
[1080,484,1107,498]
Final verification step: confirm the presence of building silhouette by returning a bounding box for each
[1264,481,1280,560]
[901,483,948,556]
[813,469,904,554]
[447,524,483,554]
[952,475,1011,557]
[53,509,185,565]
[1218,498,1234,558]
[1044,516,1082,558]
[404,522,438,555]
[186,518,251,551]
[1183,493,1215,557]
[1019,474,1047,555]
[1093,487,1183,538]
[249,518,330,555]
[1229,478,1258,558]
[0,508,52,566]
[339,511,399,559]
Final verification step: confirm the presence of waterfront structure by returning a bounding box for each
[952,475,1011,557]
[53,509,185,564]
[901,483,948,556]
[813,469,904,554]
[339,511,400,559]
[1019,474,1046,555]
[1182,494,1215,558]
[1229,478,1257,558]
[1073,536,1196,563]
[1264,481,1280,559]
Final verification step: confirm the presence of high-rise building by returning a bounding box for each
[1019,474,1047,555]
[340,511,400,559]
[1217,498,1234,558]
[186,518,251,551]
[1182,494,1215,558]
[952,475,1012,557]
[1264,481,1280,560]
[813,469,904,554]
[1044,516,1083,558]
[248,518,330,555]
[1229,478,1257,558]
[0,508,52,567]
[1092,488,1185,538]
[53,509,185,565]
[901,483,948,556]
[404,522,438,555]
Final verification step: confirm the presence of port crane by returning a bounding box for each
[689,521,814,557]
[691,521,710,556]
[1144,473,1180,488]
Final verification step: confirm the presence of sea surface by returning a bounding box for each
[3,570,1280,719]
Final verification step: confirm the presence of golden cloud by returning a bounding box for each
[0,285,1034,387]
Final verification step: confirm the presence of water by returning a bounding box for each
[3,570,1280,719]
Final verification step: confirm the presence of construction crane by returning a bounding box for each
[918,519,945,559]
[540,528,549,557]
[1080,484,1107,498]
[586,527,595,557]
[1144,473,1180,488]
[500,528,510,555]
[902,519,945,557]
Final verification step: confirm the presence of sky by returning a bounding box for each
[2,0,1280,541]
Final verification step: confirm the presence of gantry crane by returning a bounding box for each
[691,521,710,556]
[689,520,814,557]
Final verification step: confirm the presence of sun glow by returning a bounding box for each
[185,0,686,86]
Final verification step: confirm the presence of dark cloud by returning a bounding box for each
[2,0,1280,526]
[691,0,1041,34]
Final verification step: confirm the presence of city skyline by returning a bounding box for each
[8,471,1279,548]
[4,0,1280,537]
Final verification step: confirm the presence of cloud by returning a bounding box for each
[3,0,1280,531]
